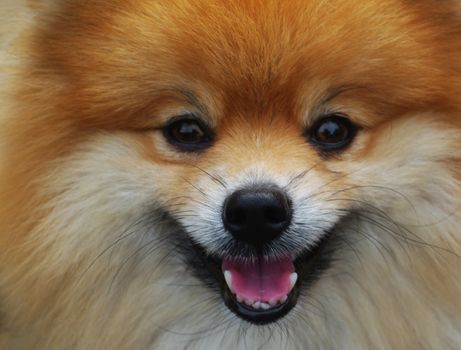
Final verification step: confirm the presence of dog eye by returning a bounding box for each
[308,115,357,151]
[163,117,214,151]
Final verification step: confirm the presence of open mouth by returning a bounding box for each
[221,256,299,324]
[189,231,333,325]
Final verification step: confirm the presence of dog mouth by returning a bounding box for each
[221,256,299,324]
[190,231,333,325]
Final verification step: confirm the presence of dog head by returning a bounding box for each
[2,0,461,348]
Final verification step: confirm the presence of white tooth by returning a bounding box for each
[280,295,288,304]
[237,295,244,303]
[289,273,298,290]
[260,302,271,310]
[269,299,278,306]
[245,299,254,306]
[253,301,261,309]
[224,271,234,294]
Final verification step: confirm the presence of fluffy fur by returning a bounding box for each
[1,0,461,349]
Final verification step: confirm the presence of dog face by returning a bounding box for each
[1,0,461,348]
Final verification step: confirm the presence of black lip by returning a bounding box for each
[224,232,333,324]
[185,229,335,325]
[222,280,300,325]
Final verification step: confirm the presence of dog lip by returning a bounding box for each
[222,280,300,325]
[225,232,334,322]
[186,226,335,325]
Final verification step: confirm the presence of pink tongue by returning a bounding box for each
[222,257,294,302]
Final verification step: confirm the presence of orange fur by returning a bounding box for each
[1,0,461,349]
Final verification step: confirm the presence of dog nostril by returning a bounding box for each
[226,207,247,226]
[222,186,292,246]
[264,205,287,224]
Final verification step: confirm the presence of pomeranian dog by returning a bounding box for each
[1,0,461,349]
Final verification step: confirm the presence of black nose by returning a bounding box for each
[222,187,292,246]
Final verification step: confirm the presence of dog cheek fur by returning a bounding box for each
[318,116,461,348]
[1,1,461,349]
[0,134,220,349]
[1,125,460,350]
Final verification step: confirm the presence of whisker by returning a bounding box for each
[180,176,208,198]
[283,163,319,190]
[78,213,157,282]
[108,234,174,291]
[191,164,228,190]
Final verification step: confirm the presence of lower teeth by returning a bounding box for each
[235,296,289,310]
[260,302,270,310]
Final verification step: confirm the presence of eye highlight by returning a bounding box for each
[308,115,358,152]
[163,116,214,152]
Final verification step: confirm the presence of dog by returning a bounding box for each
[1,0,461,349]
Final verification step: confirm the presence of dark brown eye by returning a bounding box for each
[309,115,357,151]
[163,117,214,152]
